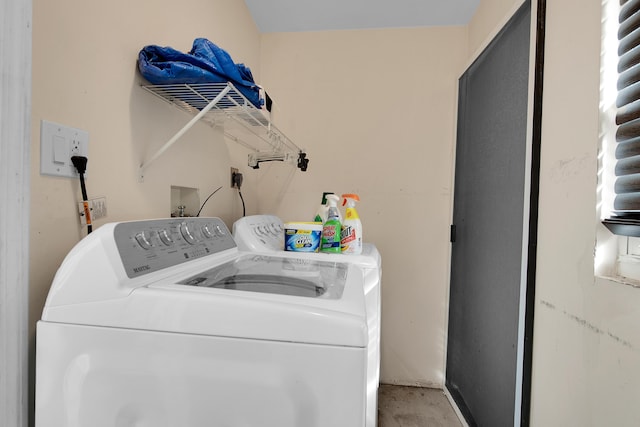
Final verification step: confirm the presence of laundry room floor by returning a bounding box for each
[377,385,463,427]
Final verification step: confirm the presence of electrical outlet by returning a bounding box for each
[78,197,107,225]
[230,167,239,188]
[40,120,89,178]
[70,139,81,156]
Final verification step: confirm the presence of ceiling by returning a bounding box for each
[244,0,481,33]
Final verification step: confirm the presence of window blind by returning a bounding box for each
[615,0,640,212]
[605,0,640,235]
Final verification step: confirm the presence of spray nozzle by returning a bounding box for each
[341,193,360,206]
[321,192,334,204]
[326,194,339,207]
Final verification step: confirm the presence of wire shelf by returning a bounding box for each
[139,82,307,179]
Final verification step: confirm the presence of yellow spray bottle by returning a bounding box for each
[341,194,362,254]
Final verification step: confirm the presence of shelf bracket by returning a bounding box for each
[247,151,308,171]
[139,84,232,181]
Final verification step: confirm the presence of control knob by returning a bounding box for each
[179,222,198,245]
[158,229,173,246]
[201,224,214,238]
[215,224,226,236]
[134,231,153,250]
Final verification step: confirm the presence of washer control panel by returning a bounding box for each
[232,215,284,252]
[115,217,236,278]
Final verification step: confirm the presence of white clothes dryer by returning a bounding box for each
[36,217,369,427]
[233,214,382,427]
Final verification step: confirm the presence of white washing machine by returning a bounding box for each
[233,214,382,427]
[36,217,369,427]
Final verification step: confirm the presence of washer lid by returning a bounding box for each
[178,254,347,299]
[43,253,368,347]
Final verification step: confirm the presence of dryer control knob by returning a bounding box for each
[179,222,197,245]
[201,224,214,238]
[158,229,173,246]
[134,231,153,249]
[215,224,226,236]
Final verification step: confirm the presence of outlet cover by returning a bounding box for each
[78,196,107,225]
[41,120,89,178]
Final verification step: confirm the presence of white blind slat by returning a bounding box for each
[614,1,640,215]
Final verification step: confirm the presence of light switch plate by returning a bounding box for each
[40,120,89,178]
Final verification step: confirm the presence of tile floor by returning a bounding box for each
[377,385,463,427]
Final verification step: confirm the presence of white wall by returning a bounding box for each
[30,0,261,359]
[257,27,468,386]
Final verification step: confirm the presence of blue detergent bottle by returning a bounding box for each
[321,194,342,253]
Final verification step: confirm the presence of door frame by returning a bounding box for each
[443,0,545,425]
[1,1,32,426]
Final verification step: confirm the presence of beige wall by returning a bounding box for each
[30,0,260,332]
[31,0,469,395]
[531,0,640,425]
[468,0,525,55]
[468,0,640,425]
[257,28,468,386]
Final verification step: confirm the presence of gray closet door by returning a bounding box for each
[446,2,531,426]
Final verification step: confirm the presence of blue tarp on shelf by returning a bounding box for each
[138,38,262,108]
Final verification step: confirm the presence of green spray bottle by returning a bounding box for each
[321,194,342,253]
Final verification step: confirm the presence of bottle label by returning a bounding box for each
[341,225,356,245]
[345,207,359,220]
[321,223,341,252]
[285,229,321,252]
[341,223,362,253]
